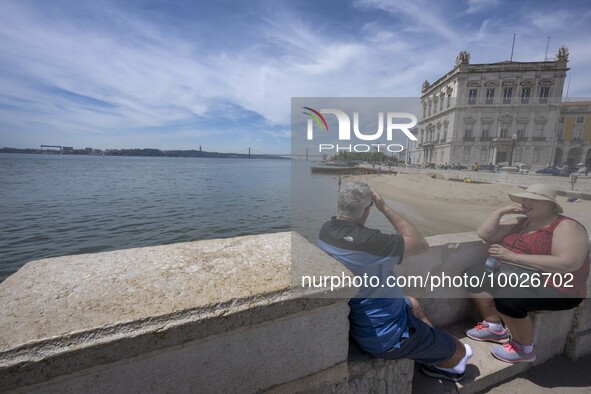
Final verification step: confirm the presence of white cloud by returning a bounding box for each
[529,10,576,32]
[355,0,460,41]
[1,0,591,152]
[465,0,500,15]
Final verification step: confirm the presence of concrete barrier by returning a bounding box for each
[0,233,353,393]
[1,231,589,393]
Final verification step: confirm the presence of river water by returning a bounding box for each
[0,154,420,282]
[0,154,294,281]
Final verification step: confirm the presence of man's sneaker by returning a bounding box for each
[419,364,464,382]
[465,321,510,343]
[490,341,536,363]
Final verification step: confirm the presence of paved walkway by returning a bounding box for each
[486,354,591,393]
[400,166,591,195]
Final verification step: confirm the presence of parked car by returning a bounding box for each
[535,165,579,176]
[536,166,560,176]
[497,162,530,175]
[560,166,580,176]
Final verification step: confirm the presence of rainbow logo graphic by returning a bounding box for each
[302,107,329,130]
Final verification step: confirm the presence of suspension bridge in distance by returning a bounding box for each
[232,148,324,160]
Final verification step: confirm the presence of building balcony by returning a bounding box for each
[463,137,475,141]
[480,137,493,141]
[492,137,513,142]
[532,137,546,141]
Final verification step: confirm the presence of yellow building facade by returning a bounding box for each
[555,101,591,167]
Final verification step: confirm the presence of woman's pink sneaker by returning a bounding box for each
[490,341,536,363]
[465,321,510,343]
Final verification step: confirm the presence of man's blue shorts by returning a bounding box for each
[369,299,456,365]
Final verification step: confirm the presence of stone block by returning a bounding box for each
[565,299,591,361]
[565,330,591,361]
[532,309,575,365]
[19,303,350,394]
[347,343,414,394]
[0,232,351,391]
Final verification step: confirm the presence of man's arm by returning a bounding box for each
[371,188,429,257]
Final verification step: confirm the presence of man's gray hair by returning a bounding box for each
[338,181,373,219]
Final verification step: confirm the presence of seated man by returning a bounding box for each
[318,181,472,381]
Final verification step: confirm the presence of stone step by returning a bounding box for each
[411,322,531,394]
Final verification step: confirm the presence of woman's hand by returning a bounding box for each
[488,244,518,263]
[496,205,524,216]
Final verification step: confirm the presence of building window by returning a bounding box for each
[464,128,473,138]
[533,146,541,162]
[539,87,549,103]
[486,89,495,104]
[433,98,438,114]
[503,88,512,104]
[440,97,444,111]
[521,88,531,104]
[447,92,452,108]
[500,125,509,138]
[482,128,489,138]
[423,105,427,118]
[514,148,523,162]
[534,123,544,137]
[463,146,471,162]
[576,116,584,123]
[443,124,448,140]
[468,89,477,105]
[557,127,564,142]
[517,128,525,138]
[480,148,488,162]
[559,116,565,124]
[428,102,432,116]
[574,127,583,142]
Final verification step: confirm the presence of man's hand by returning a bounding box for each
[370,188,386,212]
[370,186,428,257]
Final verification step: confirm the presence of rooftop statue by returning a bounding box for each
[556,46,569,62]
[455,50,470,66]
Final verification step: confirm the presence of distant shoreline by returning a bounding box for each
[0,148,289,160]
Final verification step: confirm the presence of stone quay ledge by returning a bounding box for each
[1,231,589,393]
[0,233,355,393]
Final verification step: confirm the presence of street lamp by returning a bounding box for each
[509,133,518,167]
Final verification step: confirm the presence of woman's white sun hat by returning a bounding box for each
[508,183,563,213]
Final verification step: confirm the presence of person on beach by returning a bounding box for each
[318,181,472,381]
[464,184,590,363]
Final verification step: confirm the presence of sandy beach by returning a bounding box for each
[344,173,591,237]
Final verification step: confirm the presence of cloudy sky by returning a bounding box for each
[1,0,590,154]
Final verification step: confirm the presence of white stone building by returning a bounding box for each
[416,48,569,169]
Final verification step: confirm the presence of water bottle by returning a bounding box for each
[484,257,498,273]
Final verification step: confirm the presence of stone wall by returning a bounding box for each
[0,231,589,393]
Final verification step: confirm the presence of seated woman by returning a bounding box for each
[464,184,590,363]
